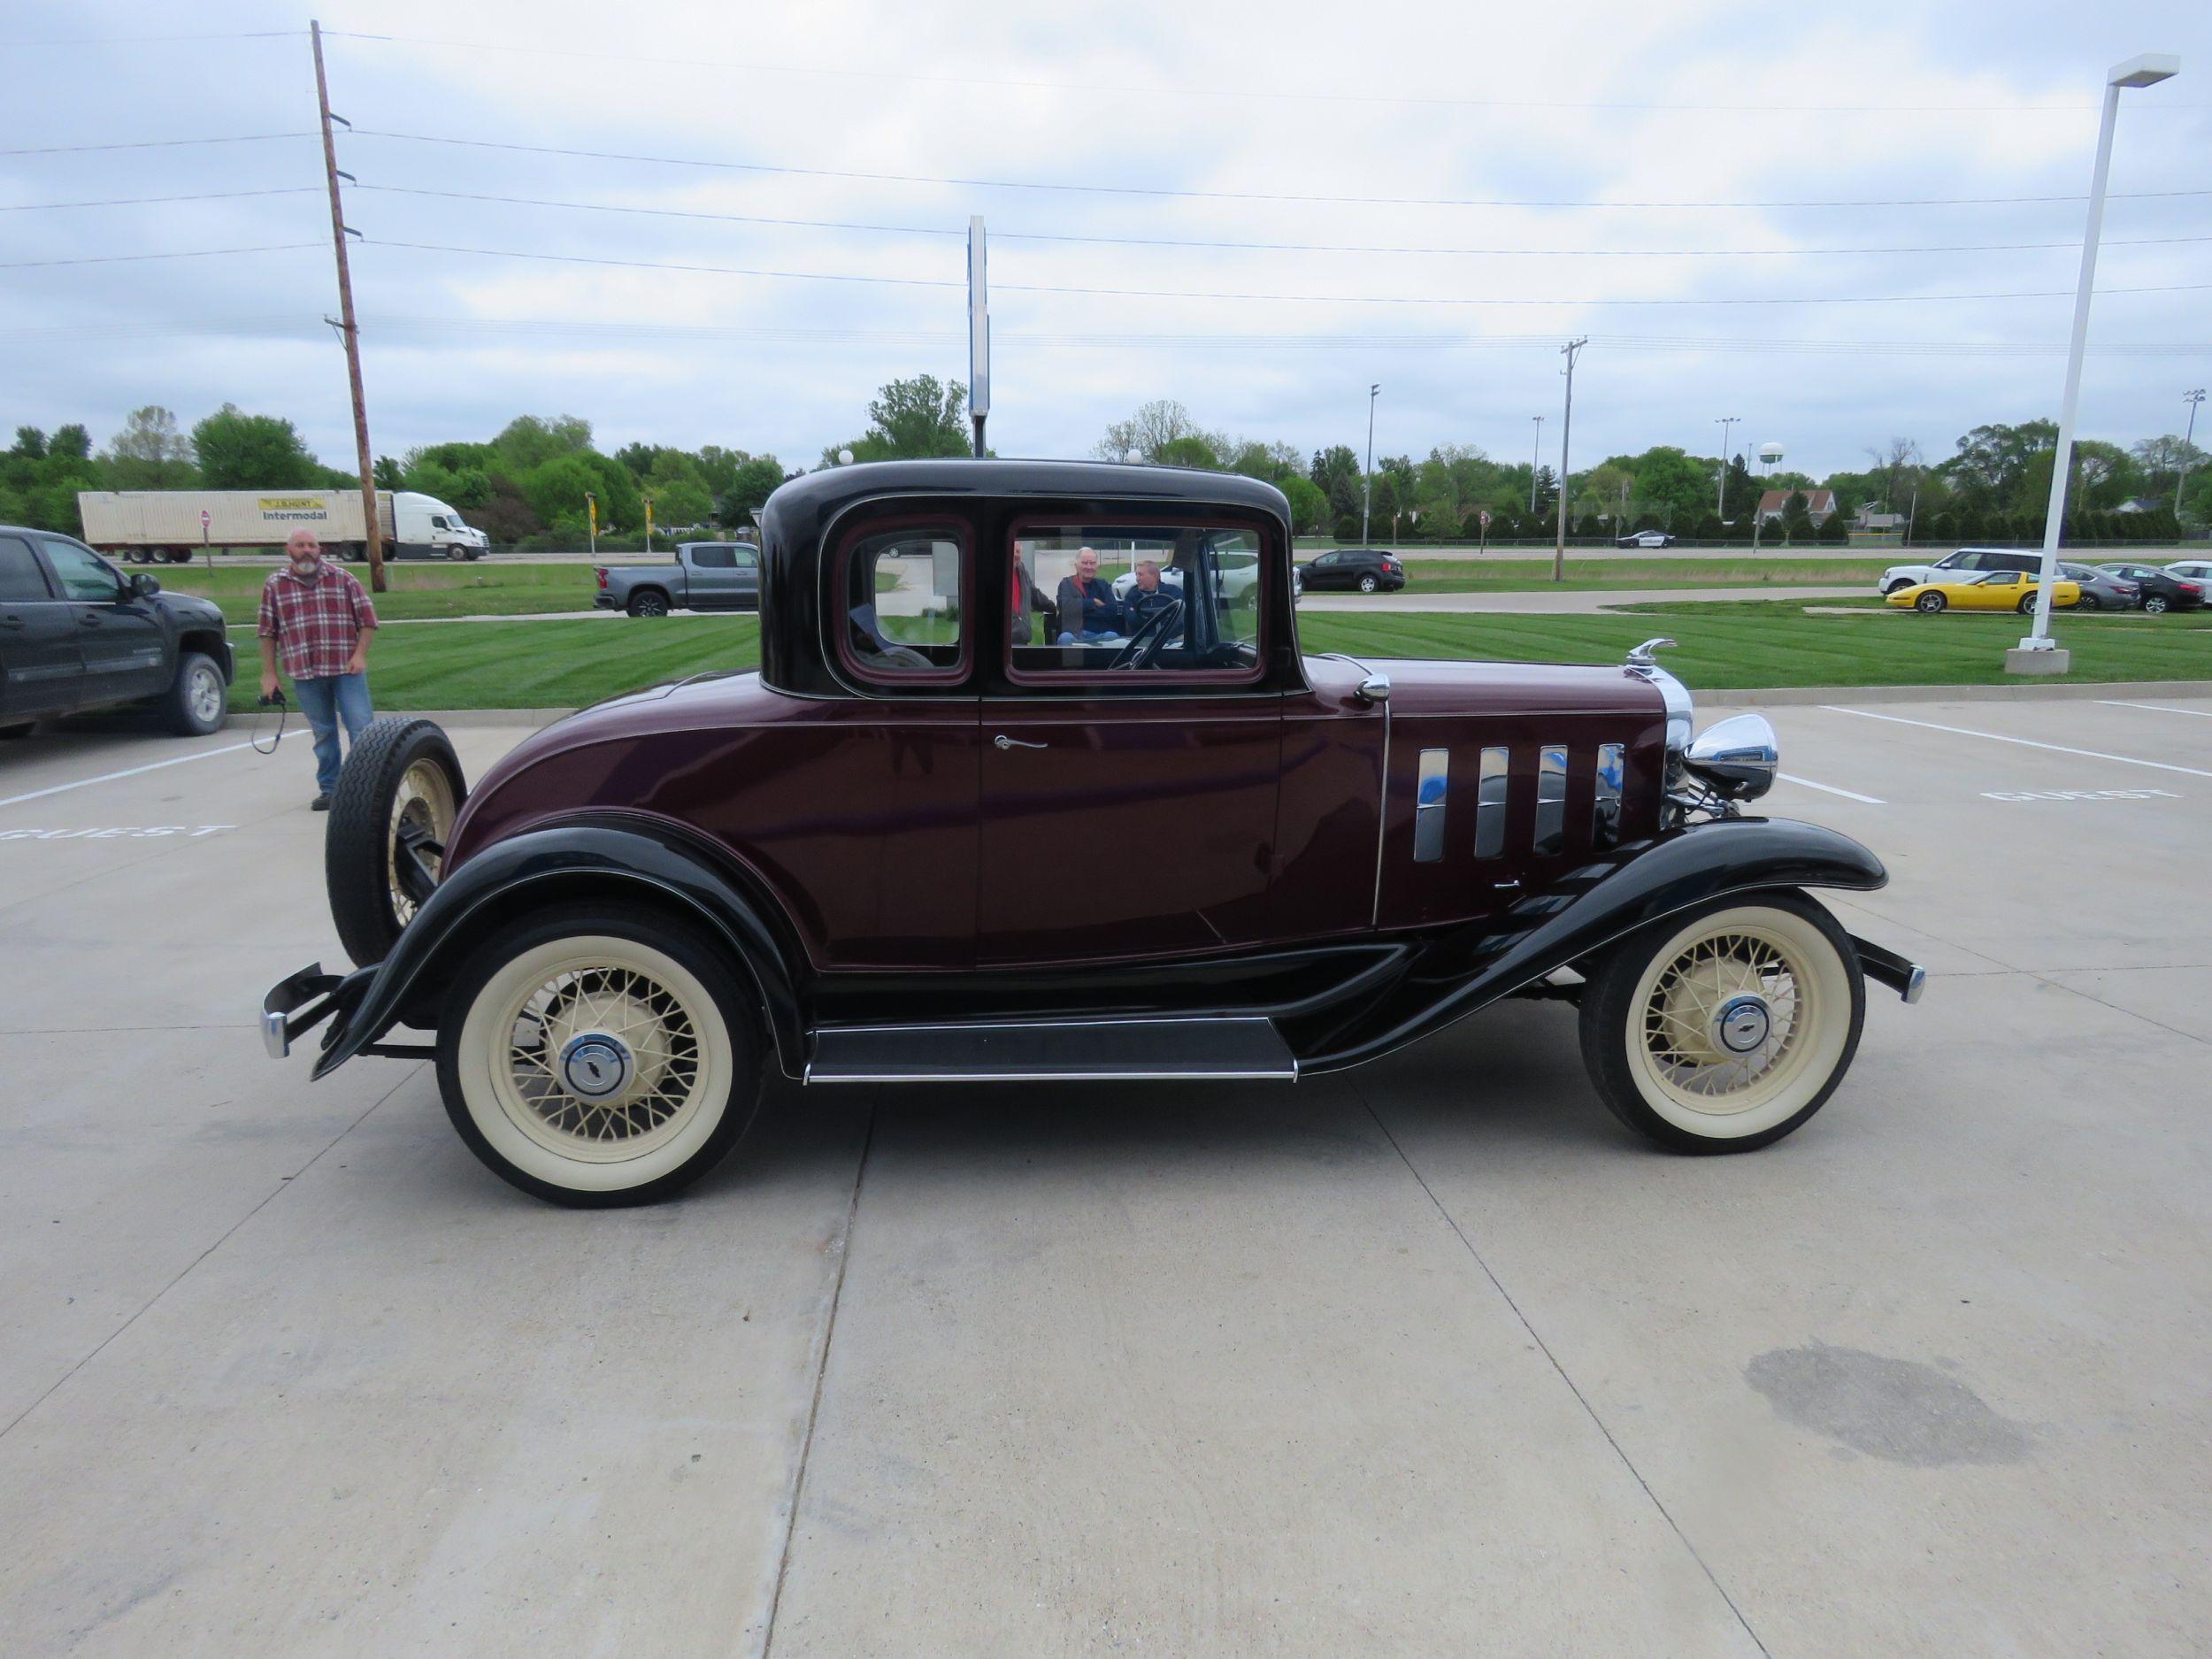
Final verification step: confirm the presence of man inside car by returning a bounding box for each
[1122,557,1178,633]
[1054,546,1120,645]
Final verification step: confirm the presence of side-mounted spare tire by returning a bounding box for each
[325,717,466,968]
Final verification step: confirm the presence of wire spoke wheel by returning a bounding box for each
[386,758,457,926]
[441,914,758,1203]
[1581,895,1864,1151]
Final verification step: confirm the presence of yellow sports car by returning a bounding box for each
[1886,569,2079,614]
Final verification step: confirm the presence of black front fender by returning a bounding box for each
[1299,816,1887,1072]
[309,820,806,1081]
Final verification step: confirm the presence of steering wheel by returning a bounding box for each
[1106,600,1185,671]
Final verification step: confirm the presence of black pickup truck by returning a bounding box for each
[1,526,234,739]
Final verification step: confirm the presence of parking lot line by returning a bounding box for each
[2098,700,2212,720]
[0,740,257,810]
[1820,706,2212,779]
[1775,772,1885,804]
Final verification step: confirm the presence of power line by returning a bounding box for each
[0,132,315,156]
[0,188,321,211]
[0,243,322,269]
[319,29,2209,116]
[366,239,2212,308]
[0,29,305,45]
[347,128,2212,211]
[345,184,2212,259]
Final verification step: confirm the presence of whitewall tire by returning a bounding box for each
[1578,893,1864,1153]
[436,905,764,1205]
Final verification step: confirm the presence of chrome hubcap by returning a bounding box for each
[1715,994,1771,1055]
[189,665,223,722]
[557,1032,635,1101]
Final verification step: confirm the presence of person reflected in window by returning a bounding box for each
[1121,558,1178,633]
[1054,546,1119,644]
[1010,539,1053,645]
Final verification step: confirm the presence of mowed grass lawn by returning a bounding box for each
[1390,557,1893,592]
[223,600,2212,711]
[167,561,600,623]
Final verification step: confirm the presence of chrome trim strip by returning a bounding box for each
[814,1014,1280,1035]
[1594,741,1624,851]
[807,1066,1298,1085]
[1533,744,1568,855]
[1413,748,1448,863]
[1369,694,1392,926]
[1475,745,1509,858]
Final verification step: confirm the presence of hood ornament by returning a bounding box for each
[1624,637,1677,675]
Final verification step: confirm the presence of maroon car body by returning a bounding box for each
[265,459,1920,1203]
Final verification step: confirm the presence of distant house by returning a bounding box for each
[2114,495,2166,514]
[1855,503,1906,532]
[1756,488,1838,526]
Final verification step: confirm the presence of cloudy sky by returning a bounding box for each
[4,0,2208,480]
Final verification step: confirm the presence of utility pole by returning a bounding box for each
[968,217,990,457]
[1361,383,1380,546]
[311,19,383,592]
[1529,414,1545,515]
[1715,415,1740,518]
[2180,388,2206,517]
[1553,338,1586,582]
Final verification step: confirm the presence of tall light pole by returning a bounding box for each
[1553,338,1587,583]
[2018,51,2180,672]
[1529,414,1545,515]
[1361,383,1380,547]
[1715,416,1740,519]
[2179,388,2207,518]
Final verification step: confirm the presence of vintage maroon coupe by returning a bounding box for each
[265,460,1922,1205]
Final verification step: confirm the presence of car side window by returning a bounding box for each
[1984,572,2018,586]
[732,547,758,570]
[688,546,736,570]
[841,526,964,679]
[1009,524,1263,681]
[1313,550,1337,566]
[41,538,122,603]
[0,534,54,602]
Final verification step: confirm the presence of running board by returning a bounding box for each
[805,1016,1297,1084]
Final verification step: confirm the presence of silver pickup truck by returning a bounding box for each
[594,541,762,616]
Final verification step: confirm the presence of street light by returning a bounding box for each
[2179,388,2207,518]
[2018,50,2180,672]
[1361,384,1380,547]
[1530,414,1545,515]
[1715,416,1740,519]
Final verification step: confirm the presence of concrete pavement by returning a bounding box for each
[2,694,2209,1655]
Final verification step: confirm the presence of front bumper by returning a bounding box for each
[1850,935,1927,1004]
[262,962,348,1058]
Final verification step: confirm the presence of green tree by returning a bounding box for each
[718,455,786,524]
[1154,434,1225,469]
[826,374,971,465]
[1816,505,1850,543]
[190,404,322,488]
[12,427,48,460]
[646,476,713,527]
[1280,475,1329,535]
[372,455,404,490]
[103,405,196,489]
[1779,489,1814,542]
[493,414,594,473]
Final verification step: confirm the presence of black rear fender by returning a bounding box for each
[310,819,806,1081]
[1296,816,1889,1072]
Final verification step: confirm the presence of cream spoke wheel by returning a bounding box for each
[1583,896,1863,1150]
[386,758,457,927]
[444,918,751,1201]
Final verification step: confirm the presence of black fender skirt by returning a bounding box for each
[1294,815,1888,1073]
[308,820,806,1081]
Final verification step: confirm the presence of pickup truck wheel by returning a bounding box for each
[325,718,466,967]
[627,589,671,618]
[161,651,228,736]
[436,904,764,1206]
[1577,892,1864,1154]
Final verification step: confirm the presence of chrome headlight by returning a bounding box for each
[1682,712,1778,801]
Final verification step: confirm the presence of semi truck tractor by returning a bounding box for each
[77,489,488,564]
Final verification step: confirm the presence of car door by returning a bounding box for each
[978,518,1281,964]
[680,545,738,609]
[729,545,761,610]
[0,533,83,716]
[1968,572,2019,611]
[40,536,168,703]
[1304,550,1340,590]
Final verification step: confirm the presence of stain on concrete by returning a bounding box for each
[1745,1343,2032,1466]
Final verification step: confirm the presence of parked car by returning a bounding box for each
[595,541,762,616]
[1885,570,2078,614]
[2166,558,2212,588]
[2097,563,2207,614]
[1617,529,1677,549]
[1,526,234,738]
[1298,548,1406,593]
[264,460,1921,1207]
[1877,547,2046,596]
[2057,563,2139,611]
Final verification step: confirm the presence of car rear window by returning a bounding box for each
[0,535,53,602]
[839,526,965,680]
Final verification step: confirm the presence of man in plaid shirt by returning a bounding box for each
[257,527,380,810]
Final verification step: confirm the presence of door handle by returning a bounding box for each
[78,614,102,626]
[993,733,1047,750]
[0,615,23,629]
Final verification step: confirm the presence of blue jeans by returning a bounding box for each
[293,672,373,795]
[1056,629,1118,645]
